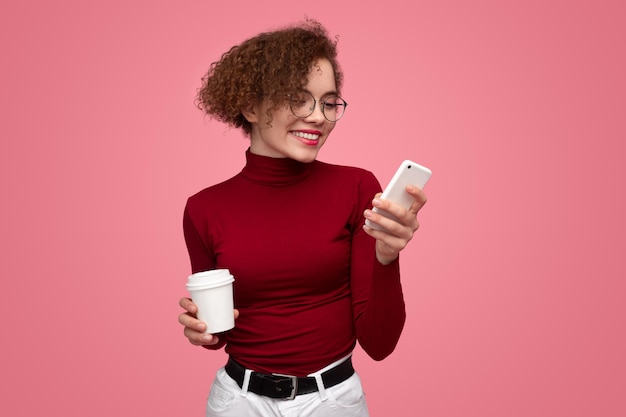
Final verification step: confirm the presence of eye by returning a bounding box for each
[322,97,344,110]
[291,94,310,108]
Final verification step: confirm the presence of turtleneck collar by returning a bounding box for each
[240,149,317,186]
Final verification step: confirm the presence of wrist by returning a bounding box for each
[376,252,398,265]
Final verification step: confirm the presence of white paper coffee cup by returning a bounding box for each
[186,269,235,334]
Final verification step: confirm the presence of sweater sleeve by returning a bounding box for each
[182,198,227,351]
[349,171,406,360]
[182,199,216,273]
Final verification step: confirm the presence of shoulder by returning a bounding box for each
[185,173,243,211]
[315,160,377,180]
[314,161,381,190]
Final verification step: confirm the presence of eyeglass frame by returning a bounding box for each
[287,91,348,122]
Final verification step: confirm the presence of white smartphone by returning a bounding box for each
[365,160,432,230]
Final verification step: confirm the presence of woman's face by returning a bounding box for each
[246,58,338,163]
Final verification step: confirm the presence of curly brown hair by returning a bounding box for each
[196,19,343,135]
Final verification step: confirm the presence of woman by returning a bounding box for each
[178,19,427,417]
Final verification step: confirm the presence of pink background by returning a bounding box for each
[1,1,624,416]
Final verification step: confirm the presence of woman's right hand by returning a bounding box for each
[178,297,239,346]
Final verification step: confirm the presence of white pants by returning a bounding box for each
[205,357,370,417]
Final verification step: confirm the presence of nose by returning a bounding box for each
[305,100,326,123]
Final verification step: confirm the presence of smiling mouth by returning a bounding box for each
[292,131,320,141]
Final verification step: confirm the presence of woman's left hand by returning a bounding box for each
[363,185,428,265]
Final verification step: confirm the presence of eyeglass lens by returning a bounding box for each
[290,92,347,121]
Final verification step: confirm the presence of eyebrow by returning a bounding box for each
[301,88,339,98]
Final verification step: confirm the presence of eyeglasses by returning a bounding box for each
[288,91,348,122]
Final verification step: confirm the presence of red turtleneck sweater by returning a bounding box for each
[183,151,406,376]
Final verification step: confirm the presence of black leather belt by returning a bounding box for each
[224,357,355,400]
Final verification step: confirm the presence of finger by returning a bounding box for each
[365,207,416,237]
[371,198,412,227]
[178,311,206,331]
[363,211,394,235]
[363,207,419,248]
[179,297,197,314]
[375,187,426,222]
[183,326,220,346]
[406,185,427,213]
[364,224,411,254]
[363,217,415,247]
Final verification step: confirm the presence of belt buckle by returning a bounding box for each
[271,373,298,400]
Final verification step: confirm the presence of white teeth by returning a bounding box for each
[292,131,320,140]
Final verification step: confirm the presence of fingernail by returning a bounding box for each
[372,199,382,207]
[364,209,372,218]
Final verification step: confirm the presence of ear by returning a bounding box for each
[241,104,260,123]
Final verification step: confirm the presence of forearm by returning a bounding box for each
[353,257,406,360]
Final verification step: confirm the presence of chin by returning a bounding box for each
[291,150,320,163]
[293,141,326,162]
